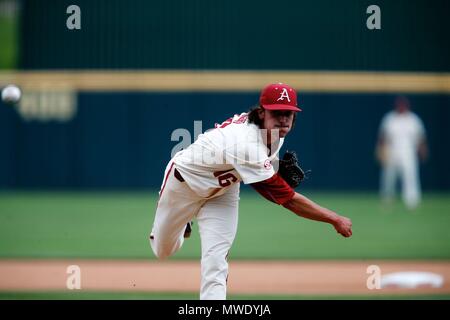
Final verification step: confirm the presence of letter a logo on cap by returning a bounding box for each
[277,88,291,102]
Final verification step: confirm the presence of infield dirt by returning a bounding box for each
[0,260,449,296]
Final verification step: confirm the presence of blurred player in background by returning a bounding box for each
[376,96,428,210]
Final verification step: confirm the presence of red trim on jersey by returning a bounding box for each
[159,162,175,199]
[250,173,295,205]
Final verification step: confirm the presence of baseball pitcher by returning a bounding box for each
[149,83,353,300]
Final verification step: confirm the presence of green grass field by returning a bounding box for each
[1,191,449,300]
[0,191,449,260]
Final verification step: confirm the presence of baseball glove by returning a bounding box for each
[278,150,310,188]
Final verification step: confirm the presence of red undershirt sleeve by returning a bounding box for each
[250,173,295,205]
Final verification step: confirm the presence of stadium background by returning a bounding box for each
[0,0,449,299]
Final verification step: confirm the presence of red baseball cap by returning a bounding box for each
[259,83,302,112]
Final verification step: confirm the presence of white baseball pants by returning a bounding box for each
[149,160,239,300]
[380,153,421,209]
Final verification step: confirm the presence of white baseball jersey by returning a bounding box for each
[379,111,425,160]
[173,113,284,198]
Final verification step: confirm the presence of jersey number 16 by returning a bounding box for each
[214,170,238,187]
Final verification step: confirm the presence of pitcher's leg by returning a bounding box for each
[150,202,191,259]
[150,164,204,259]
[197,186,239,300]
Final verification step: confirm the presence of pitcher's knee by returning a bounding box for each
[154,249,171,260]
[149,235,181,260]
[151,245,172,260]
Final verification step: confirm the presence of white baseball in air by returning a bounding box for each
[2,85,22,104]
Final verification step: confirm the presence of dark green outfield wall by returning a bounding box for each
[19,0,449,71]
[7,1,449,190]
[0,92,448,190]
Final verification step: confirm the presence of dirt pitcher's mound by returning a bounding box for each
[0,260,449,296]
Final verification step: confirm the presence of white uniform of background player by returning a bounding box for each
[377,96,428,210]
[149,83,354,300]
